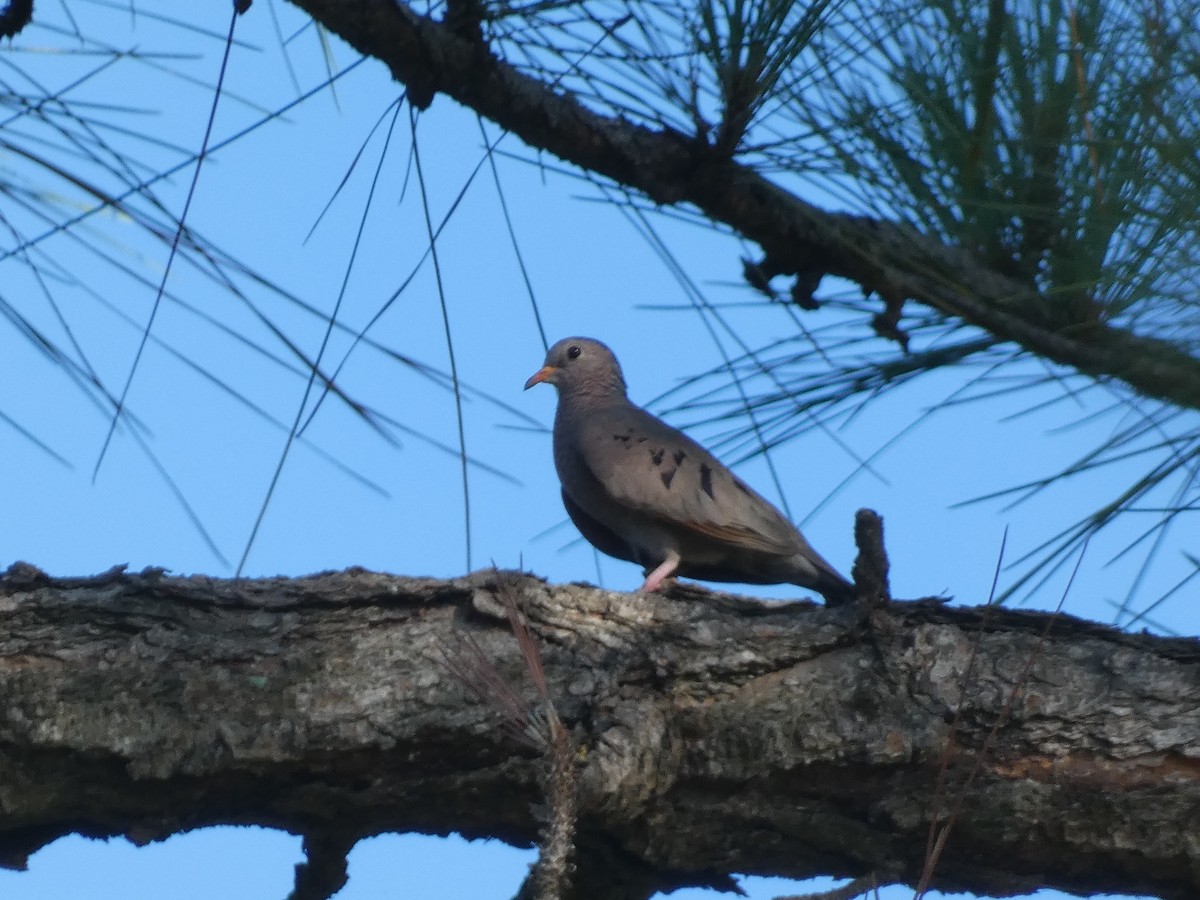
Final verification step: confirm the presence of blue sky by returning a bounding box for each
[0,3,1185,899]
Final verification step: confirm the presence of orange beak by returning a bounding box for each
[523,365,557,390]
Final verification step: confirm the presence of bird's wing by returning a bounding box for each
[570,402,801,557]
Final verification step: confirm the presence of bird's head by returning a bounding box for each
[524,337,628,399]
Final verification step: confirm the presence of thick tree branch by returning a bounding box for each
[284,0,1200,414]
[0,562,1196,900]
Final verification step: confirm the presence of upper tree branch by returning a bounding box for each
[285,0,1200,414]
[0,0,34,39]
[0,564,1197,899]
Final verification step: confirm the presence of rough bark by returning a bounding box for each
[0,561,1196,900]
[282,0,1200,415]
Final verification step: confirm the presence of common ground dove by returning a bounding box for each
[525,337,855,604]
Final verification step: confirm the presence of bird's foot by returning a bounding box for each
[639,551,681,593]
[640,575,681,593]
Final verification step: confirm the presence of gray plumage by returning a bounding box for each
[524,337,854,604]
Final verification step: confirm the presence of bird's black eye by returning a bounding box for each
[567,345,582,359]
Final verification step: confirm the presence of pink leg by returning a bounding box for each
[639,550,681,593]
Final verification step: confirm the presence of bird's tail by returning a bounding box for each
[816,571,857,605]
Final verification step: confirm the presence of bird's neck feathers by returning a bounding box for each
[558,373,628,408]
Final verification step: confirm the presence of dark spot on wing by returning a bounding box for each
[673,450,686,466]
[661,468,676,489]
[700,464,715,500]
[650,448,664,466]
[732,476,753,496]
[613,428,634,448]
